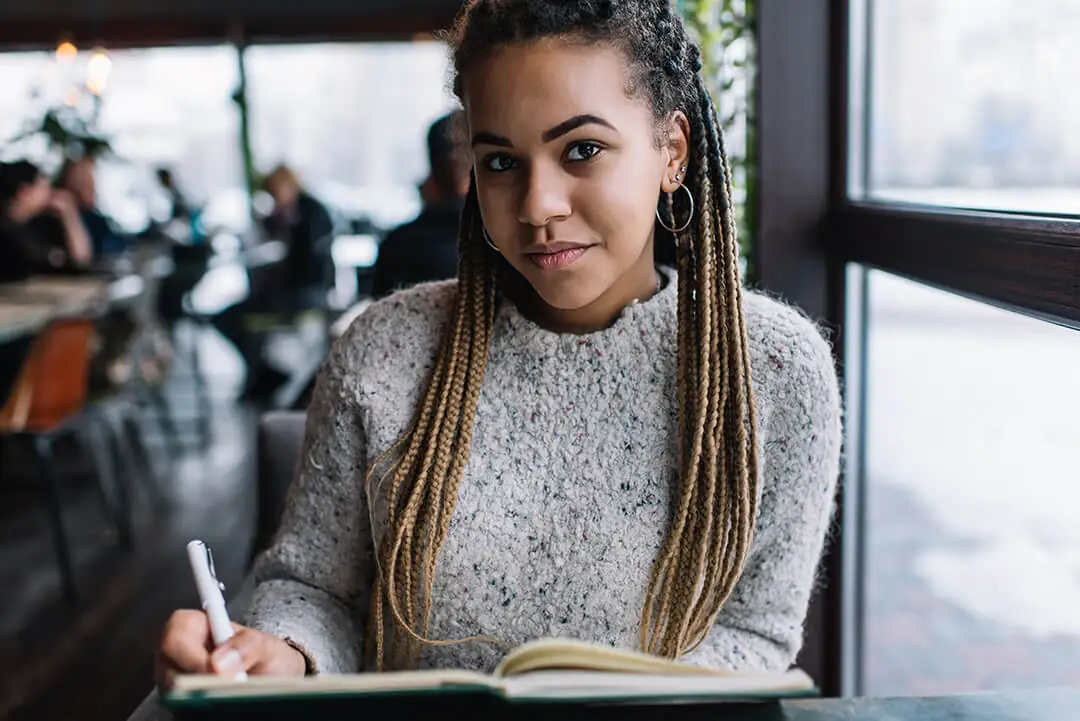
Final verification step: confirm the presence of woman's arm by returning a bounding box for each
[687,321,843,671]
[243,322,376,674]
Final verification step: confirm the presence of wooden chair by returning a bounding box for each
[0,318,133,605]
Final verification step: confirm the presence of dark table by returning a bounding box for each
[129,686,1080,721]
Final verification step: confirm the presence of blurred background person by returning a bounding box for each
[0,160,93,282]
[372,111,469,298]
[212,164,335,401]
[261,164,334,299]
[156,166,194,223]
[58,155,132,257]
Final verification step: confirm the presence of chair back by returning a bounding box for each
[253,410,307,559]
[0,319,95,434]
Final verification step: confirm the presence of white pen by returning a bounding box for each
[186,539,248,681]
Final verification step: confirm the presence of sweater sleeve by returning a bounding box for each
[243,320,376,674]
[686,316,843,671]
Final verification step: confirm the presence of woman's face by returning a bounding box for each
[267,178,300,212]
[464,39,688,315]
[14,175,51,218]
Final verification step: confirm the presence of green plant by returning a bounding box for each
[7,103,114,163]
[233,43,258,206]
[677,0,757,283]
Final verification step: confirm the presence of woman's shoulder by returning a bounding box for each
[741,289,839,412]
[742,290,833,358]
[333,279,457,376]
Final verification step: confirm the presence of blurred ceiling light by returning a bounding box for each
[56,41,78,61]
[87,47,112,95]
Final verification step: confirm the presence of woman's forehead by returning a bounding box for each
[463,39,647,139]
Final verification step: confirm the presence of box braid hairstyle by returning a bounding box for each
[365,0,759,670]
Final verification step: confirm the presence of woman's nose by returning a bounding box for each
[517,163,571,227]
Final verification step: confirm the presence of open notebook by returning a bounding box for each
[165,638,816,708]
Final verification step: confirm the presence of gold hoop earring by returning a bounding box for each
[656,183,695,234]
[482,227,500,253]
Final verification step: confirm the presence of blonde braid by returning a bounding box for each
[367,184,500,670]
[686,85,744,647]
[640,74,759,658]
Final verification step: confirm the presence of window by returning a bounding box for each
[97,46,245,233]
[244,41,457,231]
[837,0,1080,700]
[0,51,52,159]
[1,46,244,233]
[2,41,457,236]
[863,0,1080,215]
[858,269,1080,695]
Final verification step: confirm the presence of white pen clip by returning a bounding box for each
[203,544,225,594]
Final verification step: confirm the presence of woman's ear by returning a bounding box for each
[660,111,692,194]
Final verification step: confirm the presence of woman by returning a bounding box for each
[0,160,93,282]
[158,0,842,682]
[57,156,130,257]
[211,164,335,400]
[260,164,334,293]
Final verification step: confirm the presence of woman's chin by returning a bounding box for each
[526,279,602,312]
[510,263,612,312]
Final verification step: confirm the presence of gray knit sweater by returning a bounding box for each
[246,270,842,675]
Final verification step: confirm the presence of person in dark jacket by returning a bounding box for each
[261,164,335,294]
[156,167,194,222]
[0,160,93,283]
[372,111,470,299]
[213,165,335,401]
[0,160,95,404]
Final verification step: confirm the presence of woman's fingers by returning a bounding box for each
[158,610,214,676]
[158,610,306,685]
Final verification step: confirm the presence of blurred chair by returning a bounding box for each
[158,243,213,446]
[250,410,306,565]
[0,319,132,605]
[237,236,336,408]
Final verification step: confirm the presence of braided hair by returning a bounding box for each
[366,0,759,669]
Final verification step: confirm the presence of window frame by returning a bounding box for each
[757,0,1080,699]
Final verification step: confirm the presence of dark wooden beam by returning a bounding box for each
[755,0,832,317]
[0,1,462,49]
[838,203,1080,328]
[757,0,852,698]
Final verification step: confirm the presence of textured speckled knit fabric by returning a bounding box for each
[245,268,842,675]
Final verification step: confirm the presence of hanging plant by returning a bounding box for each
[678,0,758,283]
[3,46,115,166]
[8,106,114,162]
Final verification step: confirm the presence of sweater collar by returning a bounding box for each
[494,266,678,350]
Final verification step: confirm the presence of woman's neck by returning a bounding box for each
[512,253,661,335]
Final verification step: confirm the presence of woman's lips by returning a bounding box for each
[526,246,591,270]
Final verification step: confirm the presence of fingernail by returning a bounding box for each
[212,649,242,675]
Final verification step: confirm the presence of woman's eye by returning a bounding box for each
[566,142,602,162]
[485,154,517,173]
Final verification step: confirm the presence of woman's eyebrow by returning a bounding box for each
[471,114,618,148]
[472,131,512,148]
[541,114,617,143]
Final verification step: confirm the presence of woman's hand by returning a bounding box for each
[46,189,93,265]
[156,609,307,689]
[46,189,80,218]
